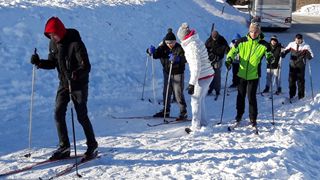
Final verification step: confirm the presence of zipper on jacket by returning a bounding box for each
[246,40,254,80]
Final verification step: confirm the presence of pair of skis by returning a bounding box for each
[0,153,99,179]
[110,115,191,127]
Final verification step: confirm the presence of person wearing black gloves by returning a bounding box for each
[225,22,273,127]
[177,23,214,132]
[30,17,98,161]
[147,28,188,120]
[281,34,314,99]
[262,35,283,95]
[205,30,230,96]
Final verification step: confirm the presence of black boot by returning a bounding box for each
[49,146,70,160]
[275,87,282,95]
[82,142,98,162]
[176,111,188,121]
[250,118,257,127]
[235,114,242,122]
[153,109,170,117]
[262,86,269,93]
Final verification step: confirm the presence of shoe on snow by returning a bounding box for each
[153,110,170,118]
[176,112,188,121]
[49,146,70,160]
[185,127,192,134]
[82,144,98,162]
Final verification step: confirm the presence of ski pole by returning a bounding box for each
[141,55,149,100]
[24,48,37,158]
[151,56,157,104]
[270,69,275,125]
[163,62,173,123]
[307,60,314,100]
[66,60,81,178]
[217,69,229,125]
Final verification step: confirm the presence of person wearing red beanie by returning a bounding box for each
[30,17,98,161]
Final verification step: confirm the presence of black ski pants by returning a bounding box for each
[289,64,305,99]
[54,84,97,148]
[232,62,240,86]
[236,78,259,120]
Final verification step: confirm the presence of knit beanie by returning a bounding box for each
[164,28,176,41]
[177,22,190,41]
[270,35,278,43]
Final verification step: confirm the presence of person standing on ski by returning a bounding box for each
[262,35,283,95]
[228,33,241,88]
[281,34,314,99]
[147,28,188,120]
[30,17,98,160]
[177,23,214,131]
[225,22,273,127]
[205,30,230,97]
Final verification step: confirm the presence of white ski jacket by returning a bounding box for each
[181,32,214,85]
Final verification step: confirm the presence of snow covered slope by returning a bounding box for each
[0,0,319,179]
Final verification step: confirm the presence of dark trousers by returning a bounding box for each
[232,63,240,86]
[289,65,305,98]
[163,71,187,114]
[236,78,259,120]
[208,67,221,94]
[54,84,97,148]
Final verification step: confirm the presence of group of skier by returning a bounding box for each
[29,16,314,160]
[147,21,314,132]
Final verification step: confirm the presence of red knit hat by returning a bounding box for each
[44,17,66,40]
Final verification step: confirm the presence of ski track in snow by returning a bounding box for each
[0,0,320,179]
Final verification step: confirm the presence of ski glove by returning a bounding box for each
[187,84,195,95]
[305,51,313,60]
[267,56,275,64]
[148,45,155,55]
[225,58,232,71]
[30,54,40,65]
[168,53,175,62]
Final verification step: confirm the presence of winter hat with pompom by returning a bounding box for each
[177,22,191,41]
[164,28,176,41]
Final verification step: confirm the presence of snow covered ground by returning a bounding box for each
[294,4,320,16]
[0,0,319,179]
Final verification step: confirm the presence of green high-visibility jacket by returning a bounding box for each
[226,34,273,80]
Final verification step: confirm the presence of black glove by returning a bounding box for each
[280,52,286,58]
[305,51,312,60]
[187,84,195,95]
[267,57,275,64]
[30,53,40,65]
[225,58,232,71]
[209,53,219,63]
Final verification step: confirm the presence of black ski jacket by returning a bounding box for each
[267,43,282,69]
[205,35,230,68]
[37,29,91,90]
[152,42,186,75]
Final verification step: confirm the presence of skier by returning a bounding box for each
[225,22,273,127]
[177,23,214,131]
[228,33,241,88]
[147,28,188,120]
[281,34,314,99]
[262,35,283,95]
[205,30,230,96]
[30,17,98,160]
